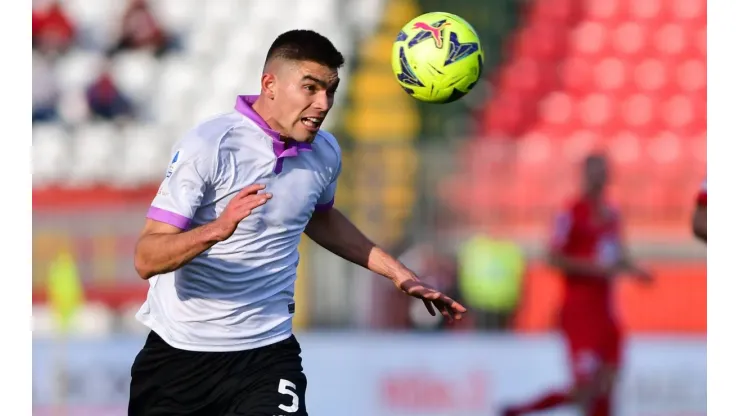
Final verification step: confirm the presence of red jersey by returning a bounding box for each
[696,179,707,207]
[549,197,622,321]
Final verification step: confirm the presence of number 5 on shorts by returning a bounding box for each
[278,379,299,413]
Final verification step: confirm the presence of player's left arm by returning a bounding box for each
[304,162,465,321]
[613,210,653,282]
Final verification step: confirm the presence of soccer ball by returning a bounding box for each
[392,12,484,104]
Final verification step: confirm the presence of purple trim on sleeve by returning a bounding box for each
[147,206,192,230]
[314,198,334,212]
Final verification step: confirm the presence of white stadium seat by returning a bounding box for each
[67,123,119,184]
[35,0,371,198]
[116,124,170,185]
[33,123,72,186]
[60,0,123,48]
[150,56,202,125]
[54,50,104,92]
[111,51,159,105]
[222,26,262,63]
[56,89,91,126]
[203,0,242,28]
[150,0,202,33]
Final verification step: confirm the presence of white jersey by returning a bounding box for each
[136,95,341,352]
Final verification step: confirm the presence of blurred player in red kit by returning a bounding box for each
[692,179,706,242]
[501,154,652,416]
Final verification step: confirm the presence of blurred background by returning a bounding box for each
[31,0,706,414]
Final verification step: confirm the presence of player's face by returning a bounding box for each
[584,157,609,193]
[273,60,340,142]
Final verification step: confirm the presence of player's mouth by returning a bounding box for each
[300,117,323,132]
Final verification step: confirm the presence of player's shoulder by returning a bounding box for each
[312,129,342,166]
[560,197,586,216]
[178,112,245,154]
[560,197,620,221]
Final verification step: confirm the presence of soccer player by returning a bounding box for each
[501,154,652,416]
[692,178,707,242]
[128,30,466,416]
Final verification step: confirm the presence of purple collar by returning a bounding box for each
[234,95,312,160]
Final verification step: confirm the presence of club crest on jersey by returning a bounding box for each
[166,150,182,178]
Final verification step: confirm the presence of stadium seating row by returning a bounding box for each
[33,0,386,185]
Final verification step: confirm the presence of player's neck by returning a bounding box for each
[583,189,604,204]
[250,95,291,140]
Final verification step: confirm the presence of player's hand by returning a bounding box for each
[214,184,272,240]
[395,276,467,322]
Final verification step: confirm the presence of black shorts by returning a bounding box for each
[129,331,308,416]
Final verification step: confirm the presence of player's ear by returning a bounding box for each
[261,73,276,99]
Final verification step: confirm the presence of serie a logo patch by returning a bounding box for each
[166,150,182,178]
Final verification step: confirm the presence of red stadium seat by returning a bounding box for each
[610,21,649,59]
[584,0,623,22]
[560,57,594,96]
[593,57,628,94]
[472,0,705,239]
[571,21,608,57]
[528,0,579,25]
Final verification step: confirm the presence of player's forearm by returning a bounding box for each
[134,222,226,279]
[305,208,413,283]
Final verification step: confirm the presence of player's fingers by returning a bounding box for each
[244,193,273,206]
[401,282,427,298]
[232,198,270,220]
[433,300,451,320]
[237,194,272,210]
[421,290,441,301]
[235,184,267,198]
[446,303,463,320]
[423,299,436,316]
[437,295,466,319]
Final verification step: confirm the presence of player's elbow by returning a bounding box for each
[547,251,563,268]
[134,257,155,280]
[134,247,157,280]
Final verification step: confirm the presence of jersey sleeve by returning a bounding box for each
[696,179,707,207]
[315,158,341,212]
[549,210,574,253]
[314,133,342,212]
[146,141,216,230]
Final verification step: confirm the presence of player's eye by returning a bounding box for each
[303,84,317,93]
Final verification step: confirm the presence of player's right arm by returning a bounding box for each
[133,138,271,279]
[547,210,614,278]
[134,185,270,279]
[692,179,707,242]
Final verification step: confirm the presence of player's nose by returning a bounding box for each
[312,92,331,112]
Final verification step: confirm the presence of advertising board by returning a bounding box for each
[32,334,706,416]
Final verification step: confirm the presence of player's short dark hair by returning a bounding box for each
[584,153,608,166]
[265,30,345,69]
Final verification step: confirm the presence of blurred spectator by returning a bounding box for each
[32,52,60,123]
[108,0,176,57]
[410,246,462,332]
[32,0,76,56]
[378,243,464,332]
[85,62,135,122]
